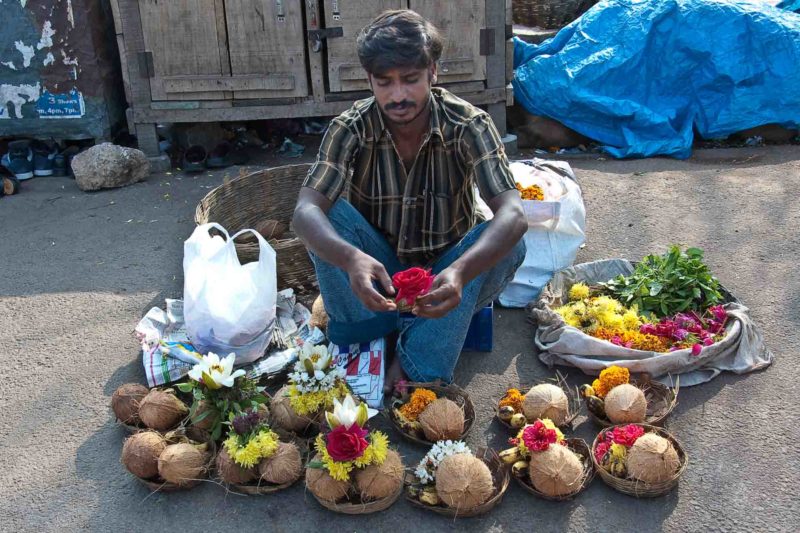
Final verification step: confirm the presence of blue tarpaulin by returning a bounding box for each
[512,0,800,159]
[778,0,800,12]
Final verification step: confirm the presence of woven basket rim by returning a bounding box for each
[385,381,476,446]
[404,447,511,518]
[513,438,595,501]
[221,438,309,494]
[591,423,688,498]
[495,372,581,431]
[133,427,216,492]
[586,376,679,428]
[309,469,405,514]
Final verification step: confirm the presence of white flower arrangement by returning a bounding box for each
[414,440,472,484]
[287,343,346,394]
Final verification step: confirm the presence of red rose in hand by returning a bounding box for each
[325,424,369,462]
[392,267,434,306]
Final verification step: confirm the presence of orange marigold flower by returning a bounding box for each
[591,327,671,353]
[515,183,544,201]
[499,388,524,413]
[398,388,437,421]
[591,365,631,398]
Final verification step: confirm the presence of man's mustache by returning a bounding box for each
[385,101,416,111]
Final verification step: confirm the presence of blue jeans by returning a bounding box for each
[310,199,526,383]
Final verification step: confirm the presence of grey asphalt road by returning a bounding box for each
[1,144,798,532]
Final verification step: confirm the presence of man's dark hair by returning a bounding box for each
[356,10,443,75]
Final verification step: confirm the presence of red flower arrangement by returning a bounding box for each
[392,267,434,307]
[594,441,611,464]
[611,424,645,447]
[326,424,369,462]
[522,420,558,452]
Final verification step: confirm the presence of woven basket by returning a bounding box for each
[194,164,318,303]
[135,427,216,492]
[512,0,598,29]
[225,439,308,495]
[386,381,476,445]
[513,438,594,501]
[495,372,581,432]
[405,447,511,518]
[308,464,405,514]
[592,424,687,498]
[587,376,679,428]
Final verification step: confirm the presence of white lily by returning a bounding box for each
[188,352,245,390]
[325,394,378,429]
[300,343,332,380]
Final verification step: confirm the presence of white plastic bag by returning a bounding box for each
[499,160,586,307]
[183,223,277,364]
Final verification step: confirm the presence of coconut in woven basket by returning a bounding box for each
[386,381,475,445]
[581,366,679,427]
[500,420,595,501]
[496,372,581,432]
[305,393,405,514]
[406,444,511,518]
[592,423,687,498]
[121,426,216,492]
[111,383,190,434]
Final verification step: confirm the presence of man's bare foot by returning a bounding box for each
[384,355,408,396]
[383,331,406,395]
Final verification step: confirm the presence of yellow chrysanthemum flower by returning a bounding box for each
[541,419,565,442]
[568,282,591,301]
[224,429,280,468]
[325,460,353,482]
[289,380,351,416]
[622,310,642,331]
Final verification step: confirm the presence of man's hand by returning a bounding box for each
[412,267,464,319]
[346,251,397,312]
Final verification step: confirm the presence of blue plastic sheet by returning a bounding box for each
[778,0,800,12]
[512,0,800,159]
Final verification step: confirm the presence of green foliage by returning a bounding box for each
[600,246,723,318]
[181,376,269,441]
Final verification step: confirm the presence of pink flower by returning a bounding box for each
[611,424,645,447]
[522,420,558,452]
[594,441,610,464]
[703,337,715,346]
[691,343,703,356]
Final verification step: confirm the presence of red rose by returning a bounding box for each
[392,267,434,306]
[325,424,369,462]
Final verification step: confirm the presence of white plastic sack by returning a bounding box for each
[183,223,277,364]
[499,160,586,307]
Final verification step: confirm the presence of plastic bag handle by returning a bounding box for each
[229,228,276,267]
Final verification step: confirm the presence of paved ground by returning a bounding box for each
[1,144,798,532]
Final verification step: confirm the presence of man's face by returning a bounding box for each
[369,65,436,126]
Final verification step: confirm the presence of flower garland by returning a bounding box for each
[287,343,349,416]
[414,440,472,484]
[223,410,280,468]
[398,388,437,421]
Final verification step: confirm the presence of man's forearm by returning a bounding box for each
[448,203,526,284]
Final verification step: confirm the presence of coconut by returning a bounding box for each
[522,384,570,426]
[310,295,329,330]
[626,433,681,483]
[121,431,166,479]
[258,442,302,485]
[528,444,584,497]
[604,383,647,424]
[138,389,189,431]
[354,449,404,501]
[435,453,494,510]
[191,400,218,431]
[216,448,257,485]
[158,443,207,486]
[270,385,313,433]
[305,454,351,502]
[418,398,465,441]
[112,383,149,425]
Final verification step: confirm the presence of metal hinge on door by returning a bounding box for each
[308,27,343,52]
[138,51,154,78]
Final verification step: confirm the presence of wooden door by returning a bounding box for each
[409,0,486,84]
[138,0,232,100]
[323,0,406,92]
[224,0,310,98]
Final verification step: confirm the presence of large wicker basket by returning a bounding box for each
[513,0,598,29]
[194,164,317,303]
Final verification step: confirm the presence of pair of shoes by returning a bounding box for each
[1,140,34,180]
[183,142,249,173]
[31,140,59,177]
